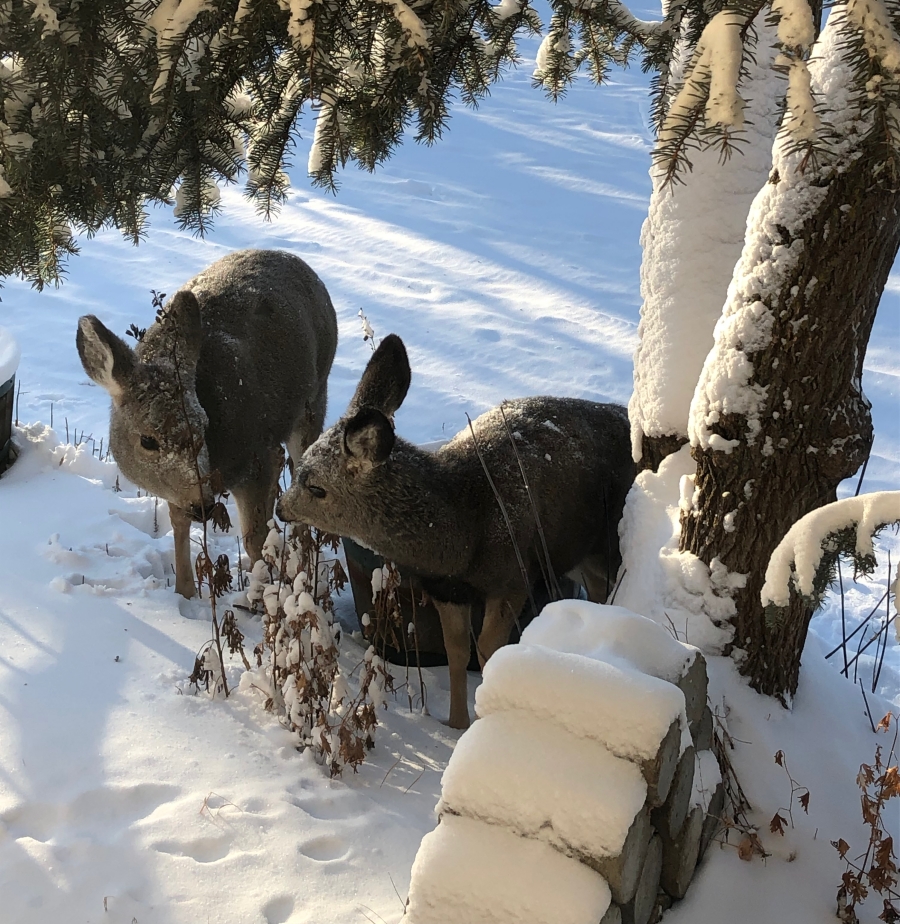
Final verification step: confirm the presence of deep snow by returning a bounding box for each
[0,26,898,924]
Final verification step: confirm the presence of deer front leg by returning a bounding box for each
[434,600,472,729]
[233,447,284,567]
[170,503,197,599]
[477,593,527,669]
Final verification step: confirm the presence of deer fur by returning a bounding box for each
[277,334,635,728]
[77,249,338,599]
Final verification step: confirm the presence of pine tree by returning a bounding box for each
[3,0,898,701]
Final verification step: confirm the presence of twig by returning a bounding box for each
[498,404,560,600]
[466,414,538,619]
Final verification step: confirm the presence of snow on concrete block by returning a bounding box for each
[590,804,652,905]
[651,745,695,841]
[620,834,663,924]
[403,814,612,924]
[520,600,699,685]
[660,805,704,899]
[438,710,647,861]
[476,644,685,766]
[676,651,708,729]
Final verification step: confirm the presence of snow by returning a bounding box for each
[475,644,685,763]
[0,325,20,385]
[437,710,647,859]
[761,491,900,609]
[630,14,783,460]
[845,0,900,72]
[688,8,869,454]
[771,0,816,49]
[404,814,612,924]
[0,17,897,924]
[520,599,699,684]
[690,749,721,812]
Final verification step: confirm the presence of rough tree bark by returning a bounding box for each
[681,158,900,700]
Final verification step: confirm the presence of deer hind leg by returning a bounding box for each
[477,592,527,669]
[233,445,285,567]
[433,600,473,729]
[170,503,197,599]
[572,552,616,603]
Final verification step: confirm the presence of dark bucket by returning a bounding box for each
[341,537,580,670]
[0,374,14,474]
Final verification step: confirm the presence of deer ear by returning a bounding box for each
[348,334,411,417]
[164,289,202,369]
[344,407,395,466]
[76,315,135,403]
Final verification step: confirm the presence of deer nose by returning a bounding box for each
[189,504,207,523]
[275,497,286,522]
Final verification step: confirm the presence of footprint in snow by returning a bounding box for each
[297,834,349,862]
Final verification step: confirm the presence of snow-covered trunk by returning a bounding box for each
[680,10,900,701]
[629,17,784,472]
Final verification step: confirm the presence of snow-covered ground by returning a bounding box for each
[1,31,898,924]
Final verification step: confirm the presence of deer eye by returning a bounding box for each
[308,484,327,499]
[140,435,160,451]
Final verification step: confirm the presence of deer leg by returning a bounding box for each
[233,446,284,567]
[287,391,328,476]
[170,503,197,599]
[574,553,616,603]
[434,600,473,729]
[477,592,527,669]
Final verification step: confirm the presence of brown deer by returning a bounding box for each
[277,335,635,728]
[77,249,338,598]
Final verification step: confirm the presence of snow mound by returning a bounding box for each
[14,423,120,489]
[475,643,684,763]
[521,599,700,684]
[0,326,20,385]
[404,814,612,924]
[438,710,647,859]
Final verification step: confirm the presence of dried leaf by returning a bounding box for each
[738,836,755,861]
[775,750,785,767]
[799,790,810,813]
[770,812,788,836]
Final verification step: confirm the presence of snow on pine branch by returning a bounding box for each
[845,0,900,72]
[655,8,755,183]
[761,492,900,609]
[659,10,749,141]
[771,0,820,142]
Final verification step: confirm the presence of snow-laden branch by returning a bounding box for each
[761,492,900,609]
[659,10,748,144]
[845,0,900,72]
[148,0,216,100]
[771,0,816,50]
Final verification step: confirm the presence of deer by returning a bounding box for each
[77,248,338,599]
[276,334,635,728]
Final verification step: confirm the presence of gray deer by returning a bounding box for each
[77,249,338,599]
[277,334,635,728]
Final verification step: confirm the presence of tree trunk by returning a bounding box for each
[681,158,900,701]
[640,434,688,473]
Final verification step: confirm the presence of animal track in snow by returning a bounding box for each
[0,782,178,843]
[153,833,234,863]
[284,790,365,821]
[298,835,349,862]
[263,895,296,924]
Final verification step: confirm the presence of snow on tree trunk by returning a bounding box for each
[680,8,900,701]
[629,17,784,472]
